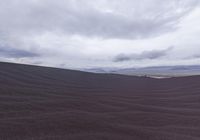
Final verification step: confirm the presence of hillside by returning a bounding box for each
[0,62,200,140]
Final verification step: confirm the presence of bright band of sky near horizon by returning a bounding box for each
[0,0,200,69]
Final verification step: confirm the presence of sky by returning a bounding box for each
[0,0,200,69]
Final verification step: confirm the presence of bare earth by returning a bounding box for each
[0,62,200,140]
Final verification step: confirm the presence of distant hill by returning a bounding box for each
[86,65,200,77]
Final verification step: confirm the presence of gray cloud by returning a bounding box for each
[192,54,200,58]
[185,54,200,59]
[0,0,198,39]
[114,47,173,62]
[0,46,39,58]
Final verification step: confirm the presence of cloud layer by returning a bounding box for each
[0,0,200,68]
[114,47,173,62]
[0,0,198,39]
[0,46,38,58]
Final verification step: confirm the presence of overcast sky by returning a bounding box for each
[0,0,200,69]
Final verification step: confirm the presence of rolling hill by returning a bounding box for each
[0,62,200,140]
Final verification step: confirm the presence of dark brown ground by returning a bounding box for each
[0,62,200,140]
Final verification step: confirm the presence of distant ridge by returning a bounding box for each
[85,65,200,77]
